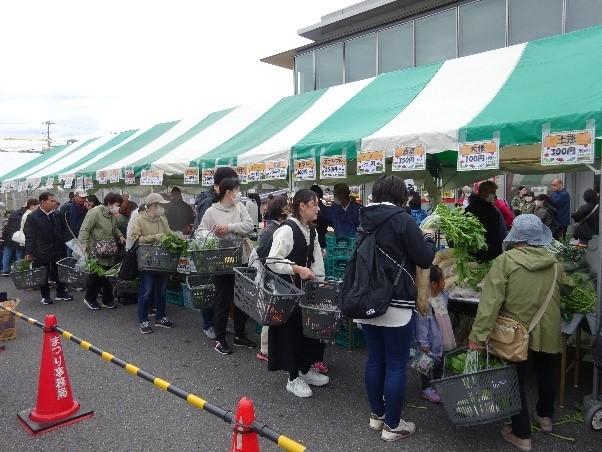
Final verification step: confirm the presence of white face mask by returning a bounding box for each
[156,206,165,216]
[109,204,120,214]
[524,196,533,202]
[234,191,242,202]
[486,194,495,203]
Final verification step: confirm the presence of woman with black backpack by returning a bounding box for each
[266,189,327,398]
[354,175,436,442]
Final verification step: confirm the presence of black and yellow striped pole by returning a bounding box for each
[1,306,311,452]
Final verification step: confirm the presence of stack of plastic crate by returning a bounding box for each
[325,235,356,280]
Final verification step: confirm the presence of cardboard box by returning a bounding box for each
[0,299,20,341]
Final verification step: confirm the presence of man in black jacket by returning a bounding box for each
[166,187,194,234]
[465,181,505,262]
[24,192,73,305]
[60,188,88,245]
[1,205,25,275]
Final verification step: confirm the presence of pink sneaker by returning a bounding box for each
[256,352,268,362]
[311,361,329,373]
[421,387,441,403]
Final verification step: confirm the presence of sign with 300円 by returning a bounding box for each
[541,129,594,166]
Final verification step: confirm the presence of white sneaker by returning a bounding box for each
[299,370,329,387]
[286,377,313,398]
[381,420,416,441]
[369,413,385,431]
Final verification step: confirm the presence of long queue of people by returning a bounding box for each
[0,171,591,449]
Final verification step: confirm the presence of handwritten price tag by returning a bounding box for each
[184,168,199,185]
[124,169,136,185]
[294,159,316,181]
[140,169,164,186]
[392,145,426,171]
[247,163,266,182]
[541,129,594,166]
[96,170,108,185]
[320,156,346,179]
[202,168,215,187]
[457,139,499,171]
[357,150,385,175]
[234,166,248,184]
[265,160,288,180]
[108,168,121,183]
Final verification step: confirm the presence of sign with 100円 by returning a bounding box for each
[392,145,426,171]
[541,129,595,166]
[457,139,499,171]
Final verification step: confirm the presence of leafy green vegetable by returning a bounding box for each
[12,259,32,273]
[446,350,504,374]
[561,286,597,314]
[464,261,492,290]
[188,236,220,252]
[160,233,188,254]
[86,258,106,277]
[547,235,585,264]
[427,205,487,282]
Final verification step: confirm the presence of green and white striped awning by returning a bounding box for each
[4,24,602,184]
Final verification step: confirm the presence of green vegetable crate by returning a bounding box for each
[326,235,356,259]
[335,318,365,350]
[166,287,184,306]
[325,256,349,280]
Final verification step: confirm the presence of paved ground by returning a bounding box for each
[0,278,600,452]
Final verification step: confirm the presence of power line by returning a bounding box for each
[43,120,55,149]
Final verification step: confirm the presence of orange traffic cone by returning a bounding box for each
[230,397,260,452]
[18,314,93,434]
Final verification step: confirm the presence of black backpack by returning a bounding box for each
[338,211,405,319]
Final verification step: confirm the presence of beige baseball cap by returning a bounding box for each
[145,193,169,206]
[74,188,88,197]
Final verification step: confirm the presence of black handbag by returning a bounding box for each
[118,241,139,281]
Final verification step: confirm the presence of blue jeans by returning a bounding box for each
[201,307,214,330]
[137,271,168,324]
[2,244,23,273]
[361,316,414,429]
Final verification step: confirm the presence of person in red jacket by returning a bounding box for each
[494,195,515,230]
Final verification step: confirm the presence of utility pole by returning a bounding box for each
[43,120,55,150]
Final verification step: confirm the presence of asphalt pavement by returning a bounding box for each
[0,278,600,452]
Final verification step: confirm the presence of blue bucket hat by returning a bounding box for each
[504,214,553,248]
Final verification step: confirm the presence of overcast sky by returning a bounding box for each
[0,0,354,145]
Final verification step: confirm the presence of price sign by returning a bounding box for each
[201,168,215,187]
[140,169,164,186]
[183,168,199,185]
[541,129,594,166]
[265,160,288,180]
[320,156,346,179]
[96,170,108,185]
[45,176,55,189]
[392,145,426,171]
[357,150,385,175]
[457,139,499,171]
[17,180,26,192]
[234,166,248,184]
[108,168,121,183]
[84,176,94,190]
[124,168,136,185]
[176,257,191,275]
[294,159,316,181]
[247,163,266,182]
[61,174,75,189]
[75,177,84,189]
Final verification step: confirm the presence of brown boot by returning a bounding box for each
[536,416,553,432]
[501,426,532,452]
